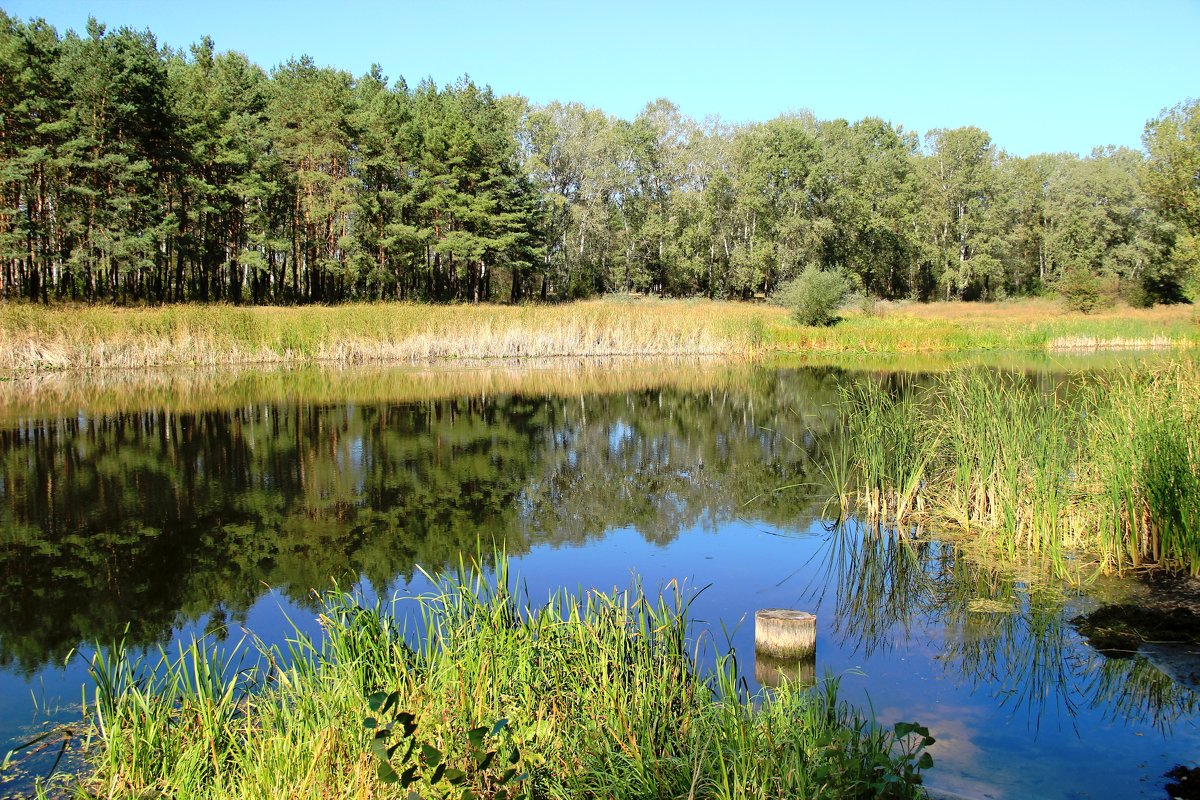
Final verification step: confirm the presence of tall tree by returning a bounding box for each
[1142,99,1200,294]
[920,127,998,299]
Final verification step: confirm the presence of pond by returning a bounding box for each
[0,355,1197,798]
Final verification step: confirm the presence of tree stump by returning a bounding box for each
[754,608,816,659]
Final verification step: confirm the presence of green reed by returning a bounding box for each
[829,361,1200,576]
[1083,365,1200,574]
[837,377,936,527]
[69,556,932,799]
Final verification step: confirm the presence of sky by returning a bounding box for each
[5,0,1199,156]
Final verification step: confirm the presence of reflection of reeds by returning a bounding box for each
[0,357,744,420]
[938,581,1084,726]
[816,525,936,657]
[1079,653,1200,732]
[828,362,1200,575]
[816,527,1200,732]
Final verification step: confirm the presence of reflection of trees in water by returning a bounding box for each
[815,528,1200,732]
[0,367,844,672]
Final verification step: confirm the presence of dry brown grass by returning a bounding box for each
[0,297,1194,374]
[0,299,773,373]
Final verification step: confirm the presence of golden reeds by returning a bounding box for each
[0,298,1194,374]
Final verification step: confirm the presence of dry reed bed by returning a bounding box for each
[1046,335,1177,350]
[0,299,1195,373]
[0,301,768,373]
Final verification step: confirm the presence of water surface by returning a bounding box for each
[0,356,1195,799]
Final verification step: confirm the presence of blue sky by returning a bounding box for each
[6,0,1198,156]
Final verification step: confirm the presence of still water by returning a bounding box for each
[0,357,1196,798]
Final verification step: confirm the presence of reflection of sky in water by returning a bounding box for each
[441,519,1197,800]
[5,511,1199,796]
[6,357,1198,797]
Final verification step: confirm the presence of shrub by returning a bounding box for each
[774,265,851,326]
[1057,267,1118,313]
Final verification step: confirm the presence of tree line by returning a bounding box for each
[1,13,1196,306]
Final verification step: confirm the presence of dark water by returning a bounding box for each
[0,359,1196,798]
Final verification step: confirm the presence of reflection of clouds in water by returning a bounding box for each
[875,702,1001,800]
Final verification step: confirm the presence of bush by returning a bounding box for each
[774,266,851,326]
[1057,267,1118,314]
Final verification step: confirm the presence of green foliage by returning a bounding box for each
[1056,267,1117,313]
[1141,99,1200,235]
[0,10,1190,306]
[70,558,932,798]
[774,265,851,326]
[363,700,529,799]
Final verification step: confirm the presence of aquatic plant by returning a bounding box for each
[68,557,934,799]
[826,361,1200,575]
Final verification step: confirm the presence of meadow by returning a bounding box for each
[0,297,1194,372]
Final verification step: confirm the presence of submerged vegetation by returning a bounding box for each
[828,360,1200,575]
[815,530,1200,733]
[67,560,933,799]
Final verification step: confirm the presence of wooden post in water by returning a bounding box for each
[754,609,816,658]
[755,609,817,688]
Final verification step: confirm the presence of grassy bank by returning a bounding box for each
[0,298,1195,373]
[828,360,1200,576]
[769,298,1199,354]
[57,561,932,799]
[0,301,761,373]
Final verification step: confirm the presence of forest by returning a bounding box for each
[0,12,1197,306]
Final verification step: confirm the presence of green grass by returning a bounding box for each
[766,298,1199,354]
[828,360,1200,576]
[50,558,934,799]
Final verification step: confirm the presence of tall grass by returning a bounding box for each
[69,558,933,799]
[0,300,770,372]
[770,298,1199,355]
[838,378,933,527]
[828,361,1200,576]
[1083,367,1200,574]
[0,298,1194,373]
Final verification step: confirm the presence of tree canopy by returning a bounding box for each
[0,12,1193,305]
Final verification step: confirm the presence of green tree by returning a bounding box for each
[55,19,176,302]
[269,56,357,302]
[1142,99,1200,294]
[919,127,997,300]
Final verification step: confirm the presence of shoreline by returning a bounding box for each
[0,298,1194,375]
